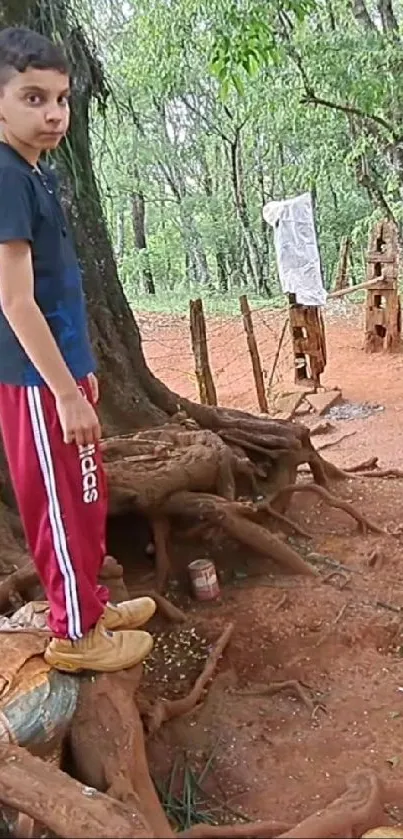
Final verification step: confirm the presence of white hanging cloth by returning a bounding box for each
[263,192,326,307]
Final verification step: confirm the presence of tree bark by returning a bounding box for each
[351,0,376,29]
[256,149,272,297]
[131,190,156,295]
[377,0,399,33]
[115,209,125,263]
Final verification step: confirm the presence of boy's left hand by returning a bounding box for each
[88,373,99,404]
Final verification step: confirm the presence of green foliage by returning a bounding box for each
[209,0,315,98]
[88,0,403,306]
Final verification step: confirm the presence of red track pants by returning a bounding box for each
[0,378,109,639]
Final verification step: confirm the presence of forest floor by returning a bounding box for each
[115,301,403,831]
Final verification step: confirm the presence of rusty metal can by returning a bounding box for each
[188,559,220,601]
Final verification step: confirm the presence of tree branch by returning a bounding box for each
[301,92,398,138]
[180,94,233,144]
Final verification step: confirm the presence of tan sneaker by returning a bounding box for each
[102,597,156,631]
[44,622,153,673]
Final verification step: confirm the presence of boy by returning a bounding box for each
[0,26,156,672]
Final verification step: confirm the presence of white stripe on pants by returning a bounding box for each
[27,386,82,639]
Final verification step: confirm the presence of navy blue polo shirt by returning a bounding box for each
[0,142,96,386]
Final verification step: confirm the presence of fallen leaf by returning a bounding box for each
[386,756,400,769]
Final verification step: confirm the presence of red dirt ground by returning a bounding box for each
[132,304,403,832]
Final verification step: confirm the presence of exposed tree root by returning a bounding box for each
[313,454,403,483]
[345,457,379,473]
[253,500,312,539]
[351,468,403,479]
[0,742,151,838]
[0,499,31,574]
[179,820,292,838]
[299,456,403,482]
[163,492,316,577]
[237,679,314,712]
[219,432,290,459]
[68,666,174,838]
[152,516,172,593]
[272,483,385,535]
[0,561,39,612]
[312,456,403,481]
[317,431,357,452]
[278,769,384,838]
[143,622,234,736]
[0,417,377,599]
[105,428,256,515]
[177,772,385,839]
[101,420,383,589]
[130,588,187,623]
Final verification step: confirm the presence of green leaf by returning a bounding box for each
[231,72,245,96]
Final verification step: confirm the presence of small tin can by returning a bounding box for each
[188,559,220,601]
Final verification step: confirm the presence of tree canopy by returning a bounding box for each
[81,0,402,307]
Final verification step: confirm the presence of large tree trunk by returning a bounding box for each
[65,110,166,431]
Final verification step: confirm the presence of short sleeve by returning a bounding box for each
[0,168,35,243]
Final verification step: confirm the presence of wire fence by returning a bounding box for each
[137,299,296,414]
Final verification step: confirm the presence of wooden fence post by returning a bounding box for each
[239,294,268,413]
[189,298,217,406]
[334,236,351,291]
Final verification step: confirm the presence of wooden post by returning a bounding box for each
[334,236,351,291]
[288,295,326,388]
[189,298,217,406]
[239,294,268,413]
[364,219,401,353]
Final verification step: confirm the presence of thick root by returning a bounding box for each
[0,500,31,574]
[164,492,316,577]
[179,821,292,838]
[272,483,385,535]
[279,770,384,838]
[0,743,151,838]
[68,667,173,838]
[130,588,187,623]
[253,500,312,539]
[178,771,385,839]
[237,679,314,712]
[105,429,250,515]
[0,561,40,612]
[143,622,234,736]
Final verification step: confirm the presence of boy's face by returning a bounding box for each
[0,66,70,154]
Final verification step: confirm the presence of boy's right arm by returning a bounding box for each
[0,239,100,446]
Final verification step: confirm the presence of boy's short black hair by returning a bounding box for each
[0,27,70,85]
